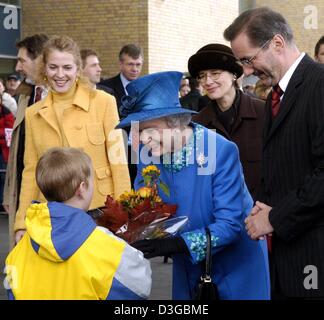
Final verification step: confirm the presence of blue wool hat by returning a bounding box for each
[116,71,197,129]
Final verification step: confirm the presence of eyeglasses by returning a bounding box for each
[239,39,272,66]
[197,71,222,84]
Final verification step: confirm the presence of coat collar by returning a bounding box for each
[16,80,33,96]
[33,83,91,115]
[198,90,259,136]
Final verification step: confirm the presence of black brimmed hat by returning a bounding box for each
[188,43,243,78]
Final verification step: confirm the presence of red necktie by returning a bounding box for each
[34,87,43,103]
[271,85,283,117]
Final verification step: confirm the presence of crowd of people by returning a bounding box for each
[2,6,324,300]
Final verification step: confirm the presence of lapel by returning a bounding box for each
[13,82,34,130]
[13,93,32,130]
[199,92,258,138]
[231,92,258,133]
[36,93,61,135]
[117,75,127,97]
[263,95,272,146]
[34,84,90,136]
[263,54,312,148]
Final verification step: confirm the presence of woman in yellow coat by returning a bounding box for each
[14,36,130,243]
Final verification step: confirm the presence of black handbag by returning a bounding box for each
[194,228,219,300]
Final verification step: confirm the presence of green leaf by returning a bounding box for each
[143,176,150,186]
[159,181,170,197]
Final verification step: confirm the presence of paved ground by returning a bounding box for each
[0,214,172,300]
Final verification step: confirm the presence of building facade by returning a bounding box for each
[0,1,21,79]
[2,1,323,78]
[242,0,324,59]
[19,0,239,77]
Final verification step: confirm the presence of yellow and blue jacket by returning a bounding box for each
[5,202,151,300]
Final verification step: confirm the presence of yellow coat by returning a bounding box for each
[14,84,130,231]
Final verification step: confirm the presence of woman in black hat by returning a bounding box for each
[189,44,265,200]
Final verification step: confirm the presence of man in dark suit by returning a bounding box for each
[100,44,144,115]
[3,34,49,248]
[100,44,144,188]
[224,7,324,299]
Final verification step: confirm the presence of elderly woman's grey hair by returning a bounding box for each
[165,113,192,128]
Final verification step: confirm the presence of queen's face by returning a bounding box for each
[45,50,78,93]
[138,118,174,157]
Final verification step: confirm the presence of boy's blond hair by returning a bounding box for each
[36,147,92,202]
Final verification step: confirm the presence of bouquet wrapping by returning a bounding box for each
[96,165,188,243]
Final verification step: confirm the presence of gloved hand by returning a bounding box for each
[132,237,189,259]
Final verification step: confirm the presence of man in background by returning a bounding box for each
[100,44,144,115]
[180,76,203,112]
[3,34,49,249]
[80,49,113,95]
[100,44,144,187]
[5,73,21,102]
[314,36,324,63]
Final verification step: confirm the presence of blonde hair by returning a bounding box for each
[37,35,91,88]
[36,147,92,202]
[254,79,271,100]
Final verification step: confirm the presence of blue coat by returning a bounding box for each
[135,124,270,300]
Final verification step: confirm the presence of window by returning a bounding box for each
[0,1,21,6]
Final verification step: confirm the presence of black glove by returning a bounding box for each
[132,237,189,259]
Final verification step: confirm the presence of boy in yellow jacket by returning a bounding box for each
[5,147,151,300]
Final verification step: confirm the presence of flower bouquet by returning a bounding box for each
[96,165,187,243]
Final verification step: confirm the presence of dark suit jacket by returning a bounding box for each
[100,74,126,112]
[193,91,265,200]
[96,84,114,95]
[261,55,324,297]
[180,89,202,112]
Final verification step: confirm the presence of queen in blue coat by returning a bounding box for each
[116,71,270,300]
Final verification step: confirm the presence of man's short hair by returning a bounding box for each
[80,49,99,67]
[16,34,49,60]
[119,44,143,61]
[314,36,324,57]
[36,147,92,202]
[224,7,294,47]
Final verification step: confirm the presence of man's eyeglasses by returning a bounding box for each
[239,39,272,66]
[197,71,222,84]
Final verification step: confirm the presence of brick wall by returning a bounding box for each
[21,0,149,78]
[21,0,239,77]
[254,0,324,57]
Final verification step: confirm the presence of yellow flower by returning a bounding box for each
[118,189,139,203]
[138,187,152,198]
[154,196,162,203]
[142,165,160,177]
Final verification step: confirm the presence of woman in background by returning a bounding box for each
[189,44,265,199]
